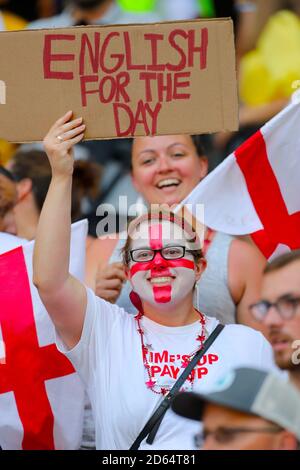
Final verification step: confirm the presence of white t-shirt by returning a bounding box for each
[0,233,27,254]
[57,288,277,450]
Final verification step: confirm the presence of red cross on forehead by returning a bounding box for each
[149,223,163,250]
[130,221,195,278]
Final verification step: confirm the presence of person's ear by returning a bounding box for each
[124,264,131,281]
[199,156,208,179]
[276,431,298,450]
[195,258,207,282]
[16,178,32,202]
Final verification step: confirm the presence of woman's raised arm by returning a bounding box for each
[33,111,87,349]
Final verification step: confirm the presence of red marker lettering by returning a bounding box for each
[43,34,75,80]
[188,28,208,70]
[80,75,98,106]
[124,32,146,71]
[79,32,100,75]
[144,33,165,71]
[167,29,188,72]
[99,32,124,73]
[173,72,191,100]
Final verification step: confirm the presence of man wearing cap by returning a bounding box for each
[172,367,300,450]
[249,251,300,391]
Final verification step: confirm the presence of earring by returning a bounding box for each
[193,281,200,311]
[129,290,144,314]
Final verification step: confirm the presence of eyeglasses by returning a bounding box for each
[194,425,282,448]
[130,245,194,263]
[249,296,300,322]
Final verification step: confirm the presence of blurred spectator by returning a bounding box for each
[236,0,300,56]
[212,1,300,162]
[0,140,18,167]
[0,0,61,22]
[157,0,200,20]
[250,250,300,392]
[173,367,300,450]
[0,0,27,29]
[240,8,300,107]
[7,149,101,240]
[119,0,238,23]
[72,159,102,222]
[27,0,161,28]
[0,166,17,234]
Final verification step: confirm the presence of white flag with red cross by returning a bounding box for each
[179,100,300,259]
[0,221,87,450]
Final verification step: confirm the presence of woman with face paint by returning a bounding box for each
[86,134,267,329]
[33,113,276,450]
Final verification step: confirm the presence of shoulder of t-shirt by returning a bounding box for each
[222,323,266,343]
[86,286,135,326]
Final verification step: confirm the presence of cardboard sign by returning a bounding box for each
[0,19,238,142]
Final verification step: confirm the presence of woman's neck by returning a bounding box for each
[142,293,200,327]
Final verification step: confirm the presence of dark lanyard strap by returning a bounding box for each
[130,323,225,450]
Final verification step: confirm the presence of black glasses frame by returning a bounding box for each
[194,425,282,448]
[130,245,194,263]
[249,296,300,322]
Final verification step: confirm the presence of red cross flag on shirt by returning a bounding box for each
[0,221,87,450]
[179,99,300,259]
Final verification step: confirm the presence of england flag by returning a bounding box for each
[0,220,87,449]
[179,100,300,259]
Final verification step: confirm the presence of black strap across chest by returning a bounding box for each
[129,323,225,450]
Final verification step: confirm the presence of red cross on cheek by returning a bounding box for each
[129,223,195,303]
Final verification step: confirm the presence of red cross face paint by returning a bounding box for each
[128,220,197,308]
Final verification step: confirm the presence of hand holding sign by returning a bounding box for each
[43,111,85,177]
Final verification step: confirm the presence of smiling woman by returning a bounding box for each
[86,133,267,330]
[122,210,204,317]
[131,135,207,207]
[32,112,276,449]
